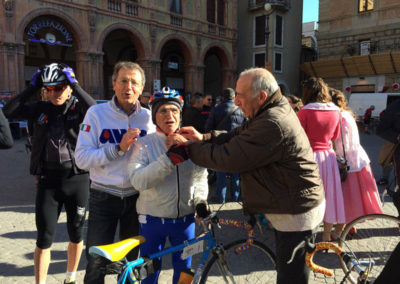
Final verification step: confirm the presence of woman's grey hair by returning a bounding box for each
[112,61,146,87]
[239,68,279,97]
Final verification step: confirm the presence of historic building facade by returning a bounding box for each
[0,0,237,99]
[302,0,400,95]
[237,0,302,95]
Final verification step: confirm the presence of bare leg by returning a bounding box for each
[67,241,83,273]
[322,222,333,241]
[34,246,50,284]
[333,223,346,240]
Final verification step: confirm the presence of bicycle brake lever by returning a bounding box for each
[287,240,305,264]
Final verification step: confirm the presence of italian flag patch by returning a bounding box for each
[80,124,91,132]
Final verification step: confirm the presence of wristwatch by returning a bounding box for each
[116,144,125,157]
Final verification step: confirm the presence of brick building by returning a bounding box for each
[0,0,237,99]
[301,0,400,95]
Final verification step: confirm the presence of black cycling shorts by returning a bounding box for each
[35,170,89,249]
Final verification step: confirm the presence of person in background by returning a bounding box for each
[3,63,96,284]
[128,87,208,284]
[330,88,382,228]
[298,77,345,242]
[377,97,400,206]
[139,91,151,109]
[0,108,13,149]
[74,61,155,284]
[363,105,375,134]
[182,92,206,133]
[177,68,325,284]
[205,88,245,203]
[377,109,393,186]
[215,96,222,106]
[202,93,213,113]
[287,94,303,114]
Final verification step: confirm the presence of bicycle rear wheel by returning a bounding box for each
[199,239,276,283]
[338,213,400,284]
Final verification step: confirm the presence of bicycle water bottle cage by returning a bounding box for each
[134,257,161,281]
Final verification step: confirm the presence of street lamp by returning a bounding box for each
[264,2,273,71]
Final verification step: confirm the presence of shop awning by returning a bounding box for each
[301,51,400,78]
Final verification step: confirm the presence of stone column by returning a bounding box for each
[195,65,205,93]
[75,51,104,99]
[0,42,25,95]
[184,64,196,94]
[222,68,236,89]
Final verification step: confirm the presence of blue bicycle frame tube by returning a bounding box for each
[117,230,217,284]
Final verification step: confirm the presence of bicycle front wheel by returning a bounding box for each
[200,239,276,284]
[338,213,400,284]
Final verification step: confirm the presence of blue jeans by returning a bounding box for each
[139,215,195,284]
[216,172,240,203]
[84,190,139,284]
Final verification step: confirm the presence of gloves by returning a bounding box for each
[30,69,42,88]
[61,65,78,84]
[195,202,210,219]
[166,143,189,165]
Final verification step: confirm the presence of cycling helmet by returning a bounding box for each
[150,87,184,124]
[41,63,67,86]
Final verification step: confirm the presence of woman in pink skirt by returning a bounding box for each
[298,78,346,241]
[330,89,382,224]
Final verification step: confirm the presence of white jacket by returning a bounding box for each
[128,131,208,218]
[75,97,155,197]
[334,110,370,172]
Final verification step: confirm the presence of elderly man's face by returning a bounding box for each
[235,75,263,119]
[155,103,181,134]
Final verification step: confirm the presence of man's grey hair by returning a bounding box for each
[239,68,279,97]
[112,61,146,87]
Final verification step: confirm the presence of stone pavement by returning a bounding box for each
[0,132,398,284]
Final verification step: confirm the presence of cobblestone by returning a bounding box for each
[0,132,397,283]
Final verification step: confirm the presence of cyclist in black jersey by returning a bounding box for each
[3,63,96,284]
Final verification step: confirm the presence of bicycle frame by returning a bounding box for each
[118,229,217,284]
[116,213,250,284]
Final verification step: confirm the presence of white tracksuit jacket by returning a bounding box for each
[128,131,208,218]
[75,97,155,197]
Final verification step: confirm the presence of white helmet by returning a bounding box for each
[41,63,67,86]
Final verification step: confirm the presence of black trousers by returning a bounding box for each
[275,228,316,284]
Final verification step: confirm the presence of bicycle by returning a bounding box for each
[89,212,277,283]
[289,236,376,284]
[336,187,400,284]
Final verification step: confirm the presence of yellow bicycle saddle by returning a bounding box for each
[89,236,146,262]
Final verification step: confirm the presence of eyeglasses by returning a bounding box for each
[157,108,180,116]
[44,84,66,92]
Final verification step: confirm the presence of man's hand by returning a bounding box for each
[177,126,203,142]
[61,66,78,85]
[30,69,42,88]
[166,143,189,165]
[166,133,187,149]
[119,128,141,152]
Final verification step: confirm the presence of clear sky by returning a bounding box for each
[303,0,319,23]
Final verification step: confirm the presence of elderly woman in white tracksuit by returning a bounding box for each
[127,87,209,284]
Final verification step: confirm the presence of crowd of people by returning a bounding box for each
[0,61,395,284]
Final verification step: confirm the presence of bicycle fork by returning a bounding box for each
[214,245,237,284]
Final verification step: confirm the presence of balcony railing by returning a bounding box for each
[170,14,183,26]
[107,0,139,16]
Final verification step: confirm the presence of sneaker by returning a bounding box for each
[64,279,76,284]
[378,178,388,185]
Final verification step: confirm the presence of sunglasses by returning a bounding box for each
[44,85,66,92]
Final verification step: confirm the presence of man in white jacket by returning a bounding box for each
[128,87,208,284]
[75,62,155,284]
